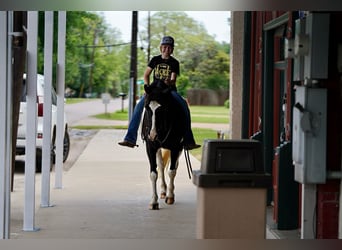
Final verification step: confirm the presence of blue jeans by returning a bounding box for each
[170,91,196,145]
[123,96,145,144]
[123,92,195,145]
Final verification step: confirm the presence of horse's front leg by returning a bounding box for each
[157,149,170,199]
[147,145,159,210]
[165,150,181,205]
[149,171,159,210]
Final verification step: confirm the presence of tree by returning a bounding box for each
[42,11,230,99]
[138,11,230,96]
[65,12,132,97]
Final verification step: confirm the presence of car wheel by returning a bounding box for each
[52,129,70,164]
[36,152,42,172]
[35,150,53,172]
[63,130,70,162]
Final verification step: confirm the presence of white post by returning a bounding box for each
[41,11,54,207]
[0,10,7,240]
[301,184,317,239]
[23,11,39,232]
[0,10,13,240]
[55,11,66,189]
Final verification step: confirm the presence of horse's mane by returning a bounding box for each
[144,80,171,105]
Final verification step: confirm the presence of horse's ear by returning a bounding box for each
[144,84,152,94]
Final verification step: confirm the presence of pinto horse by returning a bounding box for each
[141,81,186,210]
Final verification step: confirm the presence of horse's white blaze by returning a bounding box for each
[148,100,161,141]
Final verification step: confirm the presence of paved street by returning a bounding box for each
[65,97,128,126]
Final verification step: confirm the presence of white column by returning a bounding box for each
[55,11,66,188]
[41,11,54,207]
[301,184,317,239]
[0,10,13,240]
[23,11,39,232]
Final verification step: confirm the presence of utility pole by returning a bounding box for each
[147,11,151,64]
[88,27,98,96]
[129,11,138,120]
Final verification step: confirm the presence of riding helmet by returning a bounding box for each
[160,36,174,47]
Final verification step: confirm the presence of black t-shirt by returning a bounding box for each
[148,55,180,82]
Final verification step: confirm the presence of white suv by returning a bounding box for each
[16,74,70,171]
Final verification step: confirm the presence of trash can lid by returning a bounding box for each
[192,170,272,188]
[200,139,265,174]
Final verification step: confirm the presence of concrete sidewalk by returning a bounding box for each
[10,129,201,239]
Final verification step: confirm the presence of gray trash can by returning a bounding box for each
[192,139,272,239]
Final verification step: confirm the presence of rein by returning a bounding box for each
[184,149,193,179]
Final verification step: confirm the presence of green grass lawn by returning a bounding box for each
[91,105,229,160]
[95,111,128,120]
[65,98,96,104]
[190,127,219,160]
[94,105,229,123]
[190,105,229,123]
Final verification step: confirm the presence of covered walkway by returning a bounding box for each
[10,129,199,239]
[9,128,283,239]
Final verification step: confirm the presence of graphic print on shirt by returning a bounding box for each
[154,63,171,81]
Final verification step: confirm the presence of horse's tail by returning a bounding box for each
[161,149,171,167]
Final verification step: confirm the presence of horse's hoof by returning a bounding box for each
[149,203,159,210]
[165,197,175,205]
[160,192,166,199]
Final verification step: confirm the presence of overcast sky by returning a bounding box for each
[100,11,231,43]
